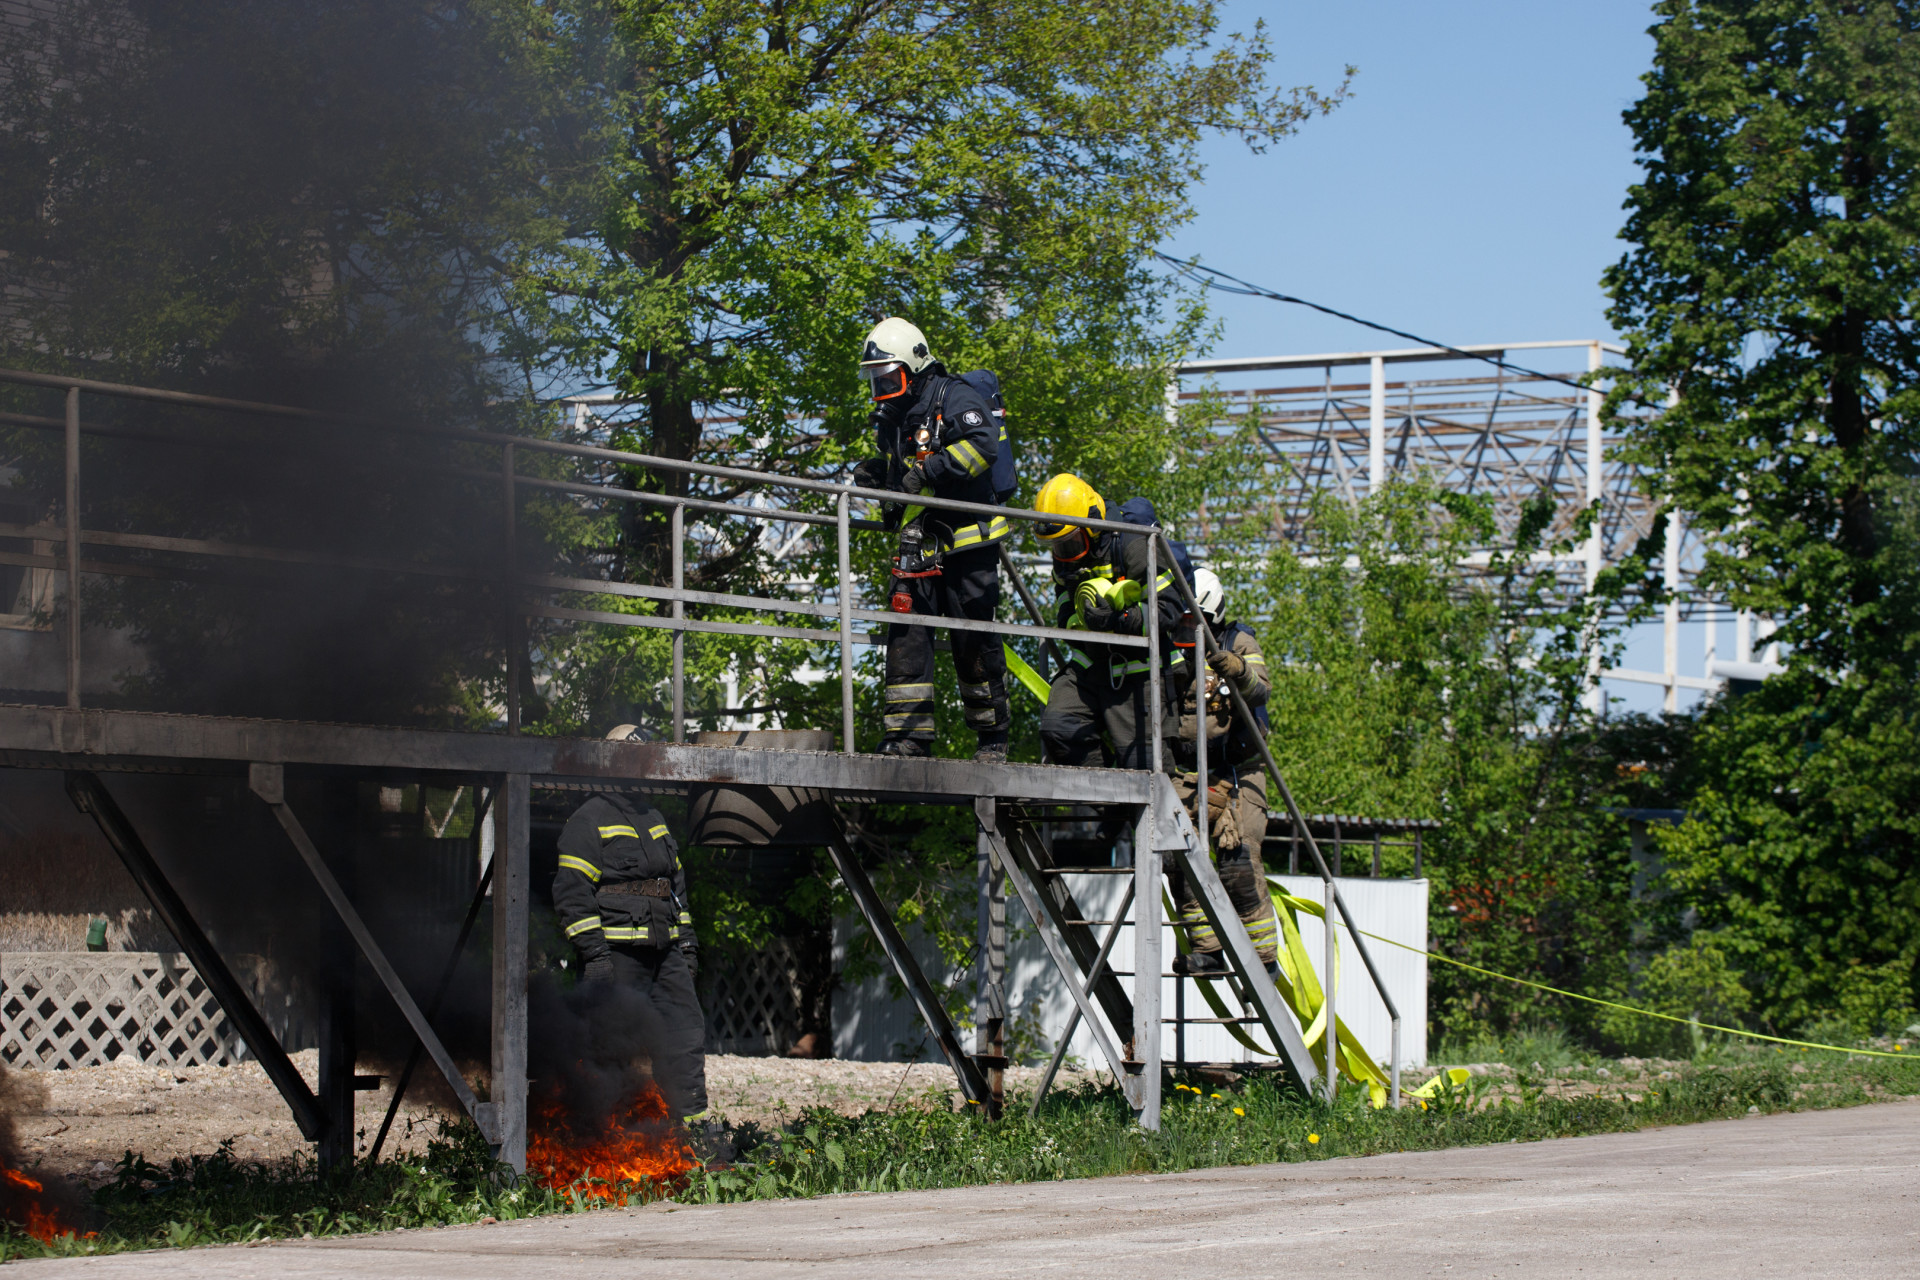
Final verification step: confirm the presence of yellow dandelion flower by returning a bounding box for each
[1417,1100,1428,1111]
[1211,1093,1223,1099]
[1233,1107,1245,1117]
[1307,1133,1320,1145]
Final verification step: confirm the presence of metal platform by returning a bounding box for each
[0,364,1402,1175]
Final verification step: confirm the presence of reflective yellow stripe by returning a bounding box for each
[948,439,988,476]
[565,915,603,938]
[678,911,693,925]
[648,824,669,841]
[1244,654,1266,665]
[948,513,1010,549]
[557,854,602,882]
[603,925,650,941]
[598,824,640,840]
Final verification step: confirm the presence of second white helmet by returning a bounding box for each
[859,316,935,401]
[1192,567,1226,627]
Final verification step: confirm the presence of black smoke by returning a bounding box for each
[0,0,590,725]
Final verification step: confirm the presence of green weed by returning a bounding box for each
[5,1054,1916,1259]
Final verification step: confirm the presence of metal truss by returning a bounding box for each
[1172,342,1779,711]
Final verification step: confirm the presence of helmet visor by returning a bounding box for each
[860,360,909,401]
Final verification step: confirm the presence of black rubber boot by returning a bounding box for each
[877,736,930,759]
[972,733,1009,763]
[1173,950,1229,976]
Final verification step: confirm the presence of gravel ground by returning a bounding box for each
[4,1054,1099,1186]
[16,1049,1823,1190]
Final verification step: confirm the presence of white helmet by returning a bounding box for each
[604,723,649,743]
[1192,567,1226,627]
[859,317,935,401]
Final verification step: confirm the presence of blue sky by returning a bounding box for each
[1168,1,1657,360]
[1166,4,1705,713]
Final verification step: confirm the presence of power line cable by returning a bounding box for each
[1155,252,1613,395]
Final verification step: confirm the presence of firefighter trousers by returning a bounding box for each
[1166,772,1278,964]
[1038,663,1172,770]
[606,944,709,1122]
[883,543,1009,746]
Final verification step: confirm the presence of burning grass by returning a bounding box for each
[525,1086,697,1207]
[4,1046,1918,1259]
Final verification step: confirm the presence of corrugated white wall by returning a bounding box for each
[833,875,1428,1071]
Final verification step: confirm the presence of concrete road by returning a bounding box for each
[15,1101,1919,1278]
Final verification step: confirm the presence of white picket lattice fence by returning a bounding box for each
[703,940,805,1056]
[0,951,244,1068]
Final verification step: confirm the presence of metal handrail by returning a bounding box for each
[1154,529,1402,1108]
[4,366,1151,746]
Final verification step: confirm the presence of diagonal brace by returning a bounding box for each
[1029,879,1132,1117]
[1155,773,1320,1093]
[248,763,497,1143]
[826,836,991,1107]
[1003,817,1135,1037]
[980,812,1139,1108]
[65,770,327,1141]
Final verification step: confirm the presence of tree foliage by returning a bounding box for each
[1606,0,1920,1033]
[1228,482,1638,1039]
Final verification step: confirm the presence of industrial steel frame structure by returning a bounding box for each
[0,366,1399,1174]
[1173,342,1778,713]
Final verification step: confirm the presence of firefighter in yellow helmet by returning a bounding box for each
[1031,473,1185,770]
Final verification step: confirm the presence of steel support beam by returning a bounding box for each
[247,764,497,1145]
[63,771,326,1141]
[974,798,1007,1116]
[1132,802,1163,1129]
[0,706,1153,806]
[491,773,530,1170]
[827,835,990,1108]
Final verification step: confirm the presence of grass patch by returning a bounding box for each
[7,1048,1918,1259]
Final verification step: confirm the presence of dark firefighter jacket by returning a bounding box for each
[1051,500,1187,681]
[870,371,1009,552]
[552,794,691,963]
[1172,620,1271,771]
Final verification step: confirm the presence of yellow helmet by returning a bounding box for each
[1033,473,1105,540]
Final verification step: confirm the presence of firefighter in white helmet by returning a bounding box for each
[1167,568,1280,976]
[850,317,1012,760]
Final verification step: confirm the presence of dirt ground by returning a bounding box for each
[4,1053,1097,1186]
[17,1050,1860,1191]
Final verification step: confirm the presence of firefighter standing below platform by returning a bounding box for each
[851,317,1012,761]
[551,727,711,1131]
[1031,473,1184,770]
[1167,569,1280,976]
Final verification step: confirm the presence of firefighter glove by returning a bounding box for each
[582,954,615,986]
[1206,648,1246,680]
[1076,577,1118,631]
[851,457,888,490]
[681,943,699,980]
[900,462,928,495]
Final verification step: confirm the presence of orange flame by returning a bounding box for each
[2,1166,75,1245]
[525,1084,696,1206]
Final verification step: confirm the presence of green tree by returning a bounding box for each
[1233,482,1639,1039]
[1605,0,1920,1033]
[516,0,1344,574]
